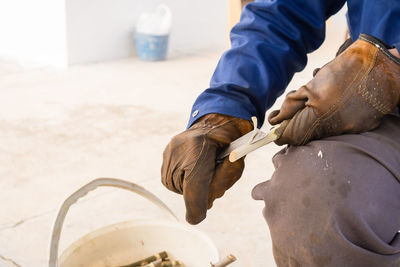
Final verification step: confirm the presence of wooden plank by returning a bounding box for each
[228,0,254,39]
[228,0,242,35]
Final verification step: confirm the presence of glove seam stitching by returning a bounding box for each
[184,135,209,185]
[183,119,245,187]
[357,54,393,114]
[299,46,377,145]
[184,119,247,189]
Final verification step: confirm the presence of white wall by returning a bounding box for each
[65,0,229,65]
[0,0,228,66]
[0,0,67,67]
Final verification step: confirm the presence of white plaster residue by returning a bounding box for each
[318,150,323,159]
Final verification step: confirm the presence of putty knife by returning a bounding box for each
[217,117,289,162]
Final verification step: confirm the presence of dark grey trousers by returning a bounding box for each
[252,113,400,267]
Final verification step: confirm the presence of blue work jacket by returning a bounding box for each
[188,0,400,128]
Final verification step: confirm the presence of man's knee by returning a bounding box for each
[253,135,400,265]
[260,142,348,222]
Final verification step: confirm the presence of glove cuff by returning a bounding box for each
[359,33,400,66]
[190,113,252,136]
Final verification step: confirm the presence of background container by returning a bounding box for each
[134,33,169,61]
[49,178,219,267]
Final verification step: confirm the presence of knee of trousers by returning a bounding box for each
[256,139,400,265]
[260,143,349,248]
[261,142,354,225]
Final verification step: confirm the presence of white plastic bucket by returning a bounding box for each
[49,178,219,267]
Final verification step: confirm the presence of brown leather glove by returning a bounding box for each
[269,33,400,146]
[161,113,252,224]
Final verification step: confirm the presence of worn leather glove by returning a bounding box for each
[161,113,252,224]
[269,33,400,146]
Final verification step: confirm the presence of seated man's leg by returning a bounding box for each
[252,113,400,267]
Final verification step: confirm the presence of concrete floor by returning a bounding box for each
[0,15,347,267]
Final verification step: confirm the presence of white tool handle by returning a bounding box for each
[229,132,277,162]
[229,120,289,162]
[212,254,237,267]
[49,178,178,267]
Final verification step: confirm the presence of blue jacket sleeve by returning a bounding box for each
[346,0,400,54]
[187,0,346,128]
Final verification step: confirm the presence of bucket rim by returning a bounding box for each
[59,219,220,265]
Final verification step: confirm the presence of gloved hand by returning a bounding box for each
[269,33,400,146]
[161,113,252,224]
